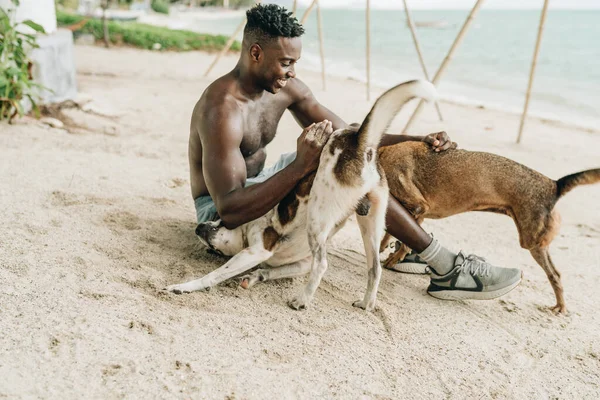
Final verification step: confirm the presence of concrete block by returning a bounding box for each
[30,29,77,104]
[74,33,96,46]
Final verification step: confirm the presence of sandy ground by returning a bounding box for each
[1,45,599,399]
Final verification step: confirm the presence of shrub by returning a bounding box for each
[0,0,46,123]
[56,11,241,52]
[151,0,169,15]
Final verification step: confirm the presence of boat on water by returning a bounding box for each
[412,20,449,29]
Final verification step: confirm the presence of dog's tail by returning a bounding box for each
[556,168,600,199]
[357,79,437,151]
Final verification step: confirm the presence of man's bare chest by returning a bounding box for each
[240,103,287,157]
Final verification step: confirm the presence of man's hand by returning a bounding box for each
[292,120,333,175]
[422,131,457,152]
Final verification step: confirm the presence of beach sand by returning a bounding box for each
[1,45,599,398]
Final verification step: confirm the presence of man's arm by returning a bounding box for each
[287,79,455,151]
[380,131,456,152]
[201,102,330,230]
[287,79,347,130]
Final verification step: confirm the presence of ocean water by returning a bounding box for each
[181,9,600,128]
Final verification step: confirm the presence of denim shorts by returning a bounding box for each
[194,151,297,223]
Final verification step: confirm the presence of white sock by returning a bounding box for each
[418,238,457,275]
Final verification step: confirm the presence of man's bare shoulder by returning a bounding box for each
[192,75,243,136]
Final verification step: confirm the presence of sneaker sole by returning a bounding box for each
[384,262,430,275]
[427,277,522,301]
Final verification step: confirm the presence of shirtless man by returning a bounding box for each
[188,4,522,300]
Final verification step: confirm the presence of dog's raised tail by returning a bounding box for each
[556,168,600,199]
[357,79,437,151]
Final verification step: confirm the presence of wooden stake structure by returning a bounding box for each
[517,0,549,144]
[300,0,317,25]
[203,17,246,76]
[404,0,485,132]
[316,0,326,90]
[203,0,262,77]
[366,0,371,101]
[403,0,443,121]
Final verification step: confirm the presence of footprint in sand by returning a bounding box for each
[576,223,600,237]
[103,211,142,231]
[49,190,114,207]
[166,178,187,189]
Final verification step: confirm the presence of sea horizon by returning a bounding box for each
[162,8,600,130]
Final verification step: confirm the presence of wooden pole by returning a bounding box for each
[517,0,549,144]
[366,0,371,101]
[316,0,326,90]
[101,0,110,48]
[203,17,246,77]
[203,0,263,77]
[300,0,317,25]
[404,0,485,132]
[292,0,298,15]
[403,0,443,121]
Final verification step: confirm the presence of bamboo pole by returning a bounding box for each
[404,0,485,132]
[300,0,318,25]
[403,0,443,121]
[203,1,264,77]
[517,0,549,144]
[316,0,326,90]
[203,17,246,76]
[366,0,371,101]
[101,0,110,48]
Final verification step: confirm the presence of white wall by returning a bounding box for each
[0,0,57,34]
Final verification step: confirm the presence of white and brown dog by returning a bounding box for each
[165,80,437,311]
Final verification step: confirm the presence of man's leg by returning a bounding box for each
[385,196,522,300]
[385,196,431,252]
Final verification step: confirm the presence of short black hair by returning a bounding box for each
[244,4,304,45]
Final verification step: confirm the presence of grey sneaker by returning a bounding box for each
[427,252,522,300]
[389,242,430,274]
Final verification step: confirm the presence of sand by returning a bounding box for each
[1,45,599,399]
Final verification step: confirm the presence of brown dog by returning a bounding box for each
[379,141,600,314]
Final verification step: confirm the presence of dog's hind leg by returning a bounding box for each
[380,232,393,253]
[288,229,330,310]
[383,241,412,269]
[529,247,566,314]
[383,216,424,270]
[165,245,273,294]
[353,187,388,311]
[239,257,312,289]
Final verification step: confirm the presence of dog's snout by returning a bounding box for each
[195,223,214,240]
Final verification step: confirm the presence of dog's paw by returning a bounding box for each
[550,304,568,315]
[163,282,208,294]
[239,270,266,289]
[288,295,310,311]
[163,284,190,295]
[352,299,376,312]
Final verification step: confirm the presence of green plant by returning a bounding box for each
[151,0,169,14]
[56,11,241,52]
[0,0,46,123]
[55,0,79,10]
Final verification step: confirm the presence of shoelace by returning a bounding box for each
[457,253,491,277]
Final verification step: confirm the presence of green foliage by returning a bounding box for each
[0,2,47,122]
[151,0,169,14]
[56,11,241,52]
[55,0,80,10]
